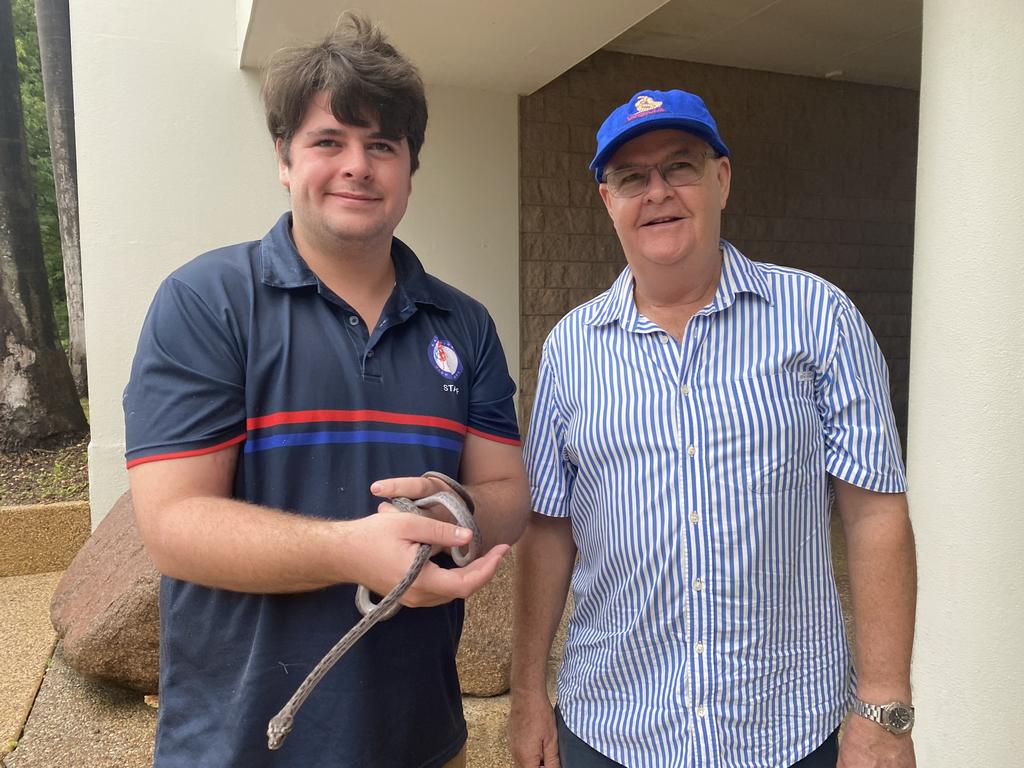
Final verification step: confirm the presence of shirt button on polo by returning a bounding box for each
[687,445,696,457]
[693,578,704,592]
[681,384,691,396]
[689,510,699,524]
[347,315,359,326]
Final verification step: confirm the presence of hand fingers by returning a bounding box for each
[402,544,509,606]
[509,724,558,768]
[370,476,446,500]
[543,739,561,768]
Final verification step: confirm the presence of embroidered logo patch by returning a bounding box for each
[428,337,463,380]
[634,94,663,113]
[627,94,666,122]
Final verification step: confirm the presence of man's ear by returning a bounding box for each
[716,156,732,210]
[598,183,615,218]
[276,138,290,190]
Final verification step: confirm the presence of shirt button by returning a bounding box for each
[689,511,699,524]
[348,315,359,326]
[696,704,707,718]
[658,334,669,344]
[681,384,691,396]
[366,350,375,358]
[687,445,696,457]
[695,641,705,654]
[693,578,704,592]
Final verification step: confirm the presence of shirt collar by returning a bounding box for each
[585,239,773,329]
[258,212,451,311]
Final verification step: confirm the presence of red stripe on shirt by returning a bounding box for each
[246,409,469,435]
[467,427,521,446]
[125,433,247,469]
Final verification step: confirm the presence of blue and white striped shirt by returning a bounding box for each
[524,241,906,768]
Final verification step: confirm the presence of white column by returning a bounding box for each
[908,1,1024,763]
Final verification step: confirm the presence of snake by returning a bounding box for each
[266,471,479,750]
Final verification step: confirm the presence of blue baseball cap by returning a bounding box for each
[589,89,730,181]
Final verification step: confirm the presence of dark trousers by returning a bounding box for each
[554,707,839,768]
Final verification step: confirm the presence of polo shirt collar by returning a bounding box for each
[585,238,773,329]
[258,212,451,311]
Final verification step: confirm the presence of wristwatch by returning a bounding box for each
[851,696,915,735]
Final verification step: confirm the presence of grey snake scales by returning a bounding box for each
[266,471,479,750]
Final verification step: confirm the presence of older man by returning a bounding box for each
[509,89,916,768]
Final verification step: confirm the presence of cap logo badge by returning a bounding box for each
[628,95,664,121]
[429,336,463,381]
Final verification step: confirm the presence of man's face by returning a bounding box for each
[277,93,412,252]
[599,128,731,272]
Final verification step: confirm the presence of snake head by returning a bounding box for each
[267,713,294,750]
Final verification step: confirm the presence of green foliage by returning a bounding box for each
[12,0,68,348]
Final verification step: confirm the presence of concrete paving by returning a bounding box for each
[0,572,61,756]
[1,645,156,768]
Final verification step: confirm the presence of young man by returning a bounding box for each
[124,16,529,768]
[510,90,916,768]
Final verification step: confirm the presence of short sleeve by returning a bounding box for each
[123,277,247,467]
[466,313,521,445]
[816,300,907,493]
[522,338,576,517]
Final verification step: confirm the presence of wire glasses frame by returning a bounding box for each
[602,151,720,198]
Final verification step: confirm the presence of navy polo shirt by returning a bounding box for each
[123,212,520,767]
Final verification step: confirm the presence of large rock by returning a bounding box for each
[50,492,160,693]
[457,551,515,695]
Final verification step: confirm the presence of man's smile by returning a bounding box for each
[327,190,381,202]
[640,214,686,227]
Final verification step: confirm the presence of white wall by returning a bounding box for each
[73,3,519,524]
[908,0,1024,762]
[398,83,519,396]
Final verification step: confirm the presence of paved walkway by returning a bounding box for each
[0,499,156,768]
[0,567,155,768]
[0,572,61,755]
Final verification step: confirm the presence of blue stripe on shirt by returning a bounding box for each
[524,240,906,768]
[245,430,463,454]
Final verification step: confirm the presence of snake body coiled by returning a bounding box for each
[266,472,478,750]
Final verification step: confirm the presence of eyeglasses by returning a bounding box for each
[602,152,719,198]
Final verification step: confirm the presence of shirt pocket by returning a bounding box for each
[701,368,823,496]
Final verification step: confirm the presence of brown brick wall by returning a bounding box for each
[520,51,918,449]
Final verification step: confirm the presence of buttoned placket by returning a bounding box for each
[679,308,715,753]
[332,292,412,382]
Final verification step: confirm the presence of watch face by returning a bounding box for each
[886,705,913,733]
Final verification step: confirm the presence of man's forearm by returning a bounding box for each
[835,481,917,701]
[464,476,531,550]
[511,513,576,694]
[138,494,351,593]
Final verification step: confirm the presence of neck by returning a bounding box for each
[630,246,723,340]
[291,222,397,328]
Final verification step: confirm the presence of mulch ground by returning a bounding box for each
[0,432,90,507]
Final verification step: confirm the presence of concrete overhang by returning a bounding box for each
[237,0,668,93]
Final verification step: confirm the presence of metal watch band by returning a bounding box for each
[852,697,884,722]
[851,696,914,734]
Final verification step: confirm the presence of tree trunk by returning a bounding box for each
[34,0,85,395]
[0,0,86,450]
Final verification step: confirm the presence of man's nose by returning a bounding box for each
[339,146,372,179]
[643,167,674,203]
